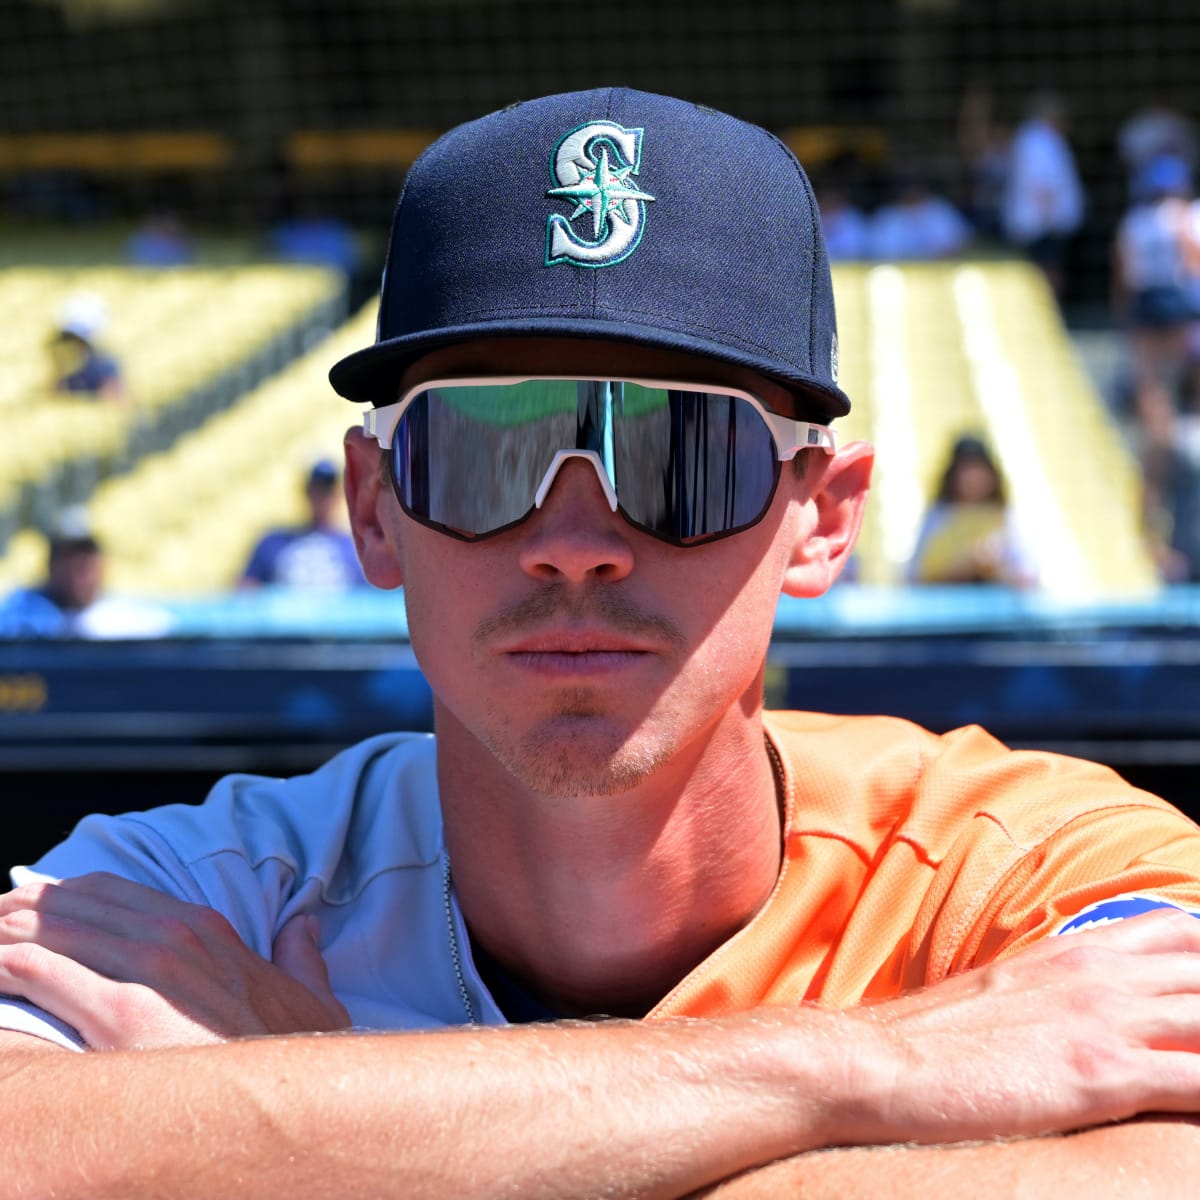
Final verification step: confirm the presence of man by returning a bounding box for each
[239,457,367,591]
[1002,92,1085,301]
[0,507,171,638]
[3,88,1200,1198]
[47,291,127,402]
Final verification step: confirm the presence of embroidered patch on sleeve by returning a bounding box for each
[1054,892,1200,936]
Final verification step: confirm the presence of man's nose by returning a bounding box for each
[518,455,635,583]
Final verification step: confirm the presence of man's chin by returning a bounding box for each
[494,719,668,799]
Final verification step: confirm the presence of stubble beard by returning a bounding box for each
[481,686,675,799]
[471,585,688,798]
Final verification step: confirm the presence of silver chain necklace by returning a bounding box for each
[442,855,481,1023]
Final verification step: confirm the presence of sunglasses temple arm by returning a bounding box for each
[762,411,837,458]
[363,406,388,447]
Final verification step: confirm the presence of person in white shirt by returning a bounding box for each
[1113,154,1198,420]
[1003,93,1085,299]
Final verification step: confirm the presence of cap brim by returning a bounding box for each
[329,318,851,421]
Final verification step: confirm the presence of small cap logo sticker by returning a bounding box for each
[546,121,655,268]
[830,331,839,385]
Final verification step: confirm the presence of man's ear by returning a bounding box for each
[781,440,874,598]
[344,427,405,589]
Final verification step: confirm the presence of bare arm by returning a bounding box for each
[8,881,1200,1198]
[5,1026,1199,1200]
[695,1119,1200,1200]
[0,1016,850,1200]
[6,1005,1200,1200]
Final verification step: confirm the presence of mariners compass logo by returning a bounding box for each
[545,121,655,268]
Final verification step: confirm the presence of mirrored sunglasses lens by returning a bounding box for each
[613,387,780,542]
[391,382,780,544]
[393,385,577,536]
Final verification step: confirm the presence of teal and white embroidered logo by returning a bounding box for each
[545,121,655,268]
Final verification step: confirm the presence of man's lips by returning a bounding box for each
[490,627,664,676]
[497,629,659,656]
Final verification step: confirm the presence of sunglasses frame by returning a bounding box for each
[363,375,837,545]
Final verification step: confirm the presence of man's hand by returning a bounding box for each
[825,907,1200,1148]
[1,907,1200,1198]
[7,882,1200,1198]
[0,872,350,1049]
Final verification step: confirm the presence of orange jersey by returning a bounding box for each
[653,711,1200,1018]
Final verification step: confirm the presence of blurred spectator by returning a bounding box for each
[955,83,1012,240]
[1112,155,1198,417]
[1002,94,1085,300]
[815,180,870,261]
[268,207,361,277]
[1117,99,1198,200]
[47,292,126,403]
[1180,192,1200,409]
[909,435,1037,587]
[866,173,972,260]
[239,459,367,591]
[126,212,195,268]
[1137,381,1200,582]
[0,509,172,638]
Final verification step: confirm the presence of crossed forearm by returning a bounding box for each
[7,976,1200,1200]
[694,1119,1200,1200]
[8,877,1200,1196]
[2,1016,850,1200]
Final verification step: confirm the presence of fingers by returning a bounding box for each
[0,874,205,959]
[1118,992,1200,1053]
[0,875,351,1047]
[0,872,203,932]
[0,875,247,988]
[273,915,350,1023]
[881,912,1200,1028]
[1053,905,1200,955]
[0,941,194,1052]
[845,910,1200,1145]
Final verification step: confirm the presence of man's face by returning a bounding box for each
[48,545,103,611]
[952,458,999,504]
[306,480,338,527]
[347,337,869,799]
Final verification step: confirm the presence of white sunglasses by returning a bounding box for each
[365,375,836,545]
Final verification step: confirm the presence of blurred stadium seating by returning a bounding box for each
[0,263,347,588]
[0,262,1155,600]
[83,304,371,595]
[837,261,1156,597]
[1,0,1199,847]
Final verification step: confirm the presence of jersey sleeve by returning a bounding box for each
[0,733,435,1048]
[962,801,1200,968]
[911,726,1200,978]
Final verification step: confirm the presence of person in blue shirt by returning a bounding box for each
[0,508,171,638]
[239,459,367,591]
[0,515,103,637]
[47,292,126,403]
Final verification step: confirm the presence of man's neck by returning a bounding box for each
[434,705,784,1017]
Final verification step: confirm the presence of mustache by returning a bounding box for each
[474,585,687,650]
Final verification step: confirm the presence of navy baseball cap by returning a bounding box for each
[329,87,849,420]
